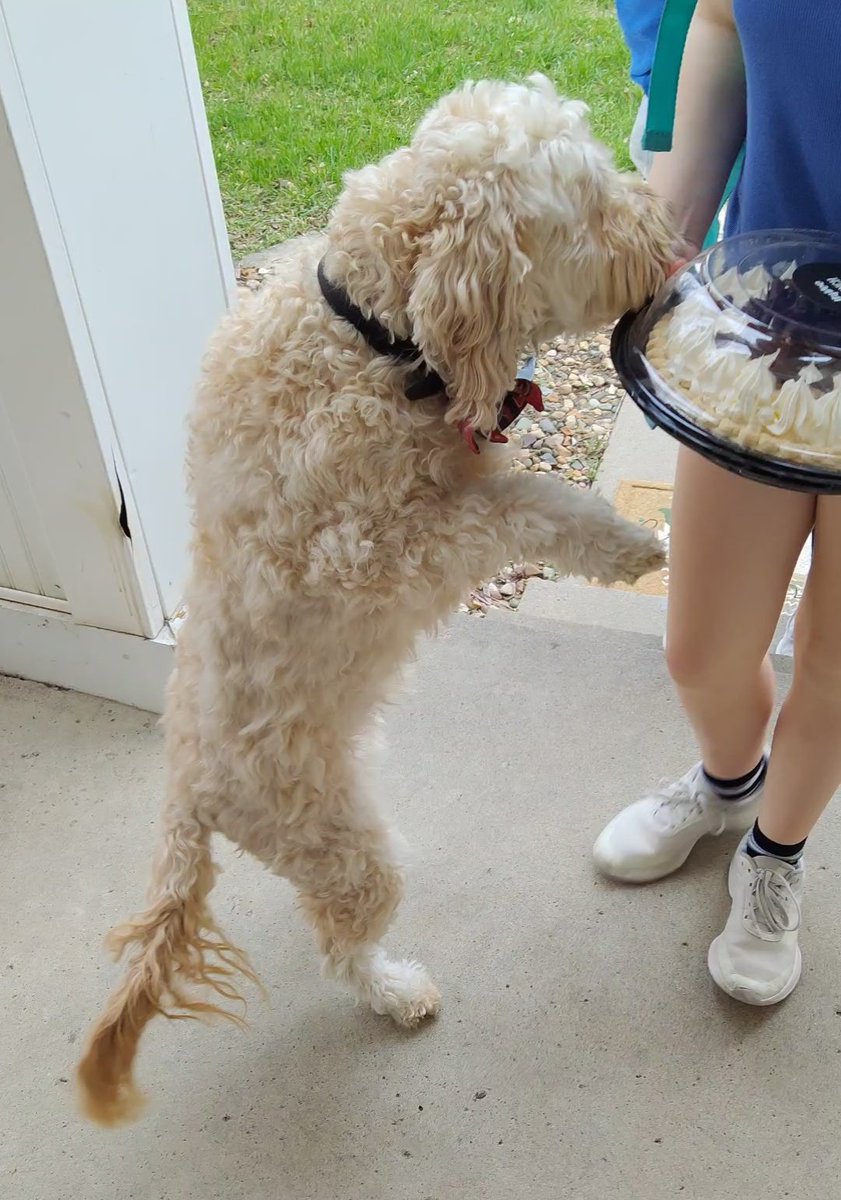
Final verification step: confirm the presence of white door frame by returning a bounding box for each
[0,0,233,710]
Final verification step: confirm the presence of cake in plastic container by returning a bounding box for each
[612,231,841,490]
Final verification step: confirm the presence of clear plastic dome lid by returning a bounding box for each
[618,231,841,480]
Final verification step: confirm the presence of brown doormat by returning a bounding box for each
[610,479,672,596]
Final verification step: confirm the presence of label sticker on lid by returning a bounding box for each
[792,262,841,312]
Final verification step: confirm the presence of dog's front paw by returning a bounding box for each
[369,957,441,1028]
[589,524,666,586]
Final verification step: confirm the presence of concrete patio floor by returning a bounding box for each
[3,611,841,1199]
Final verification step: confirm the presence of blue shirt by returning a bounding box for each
[727,0,841,236]
[615,0,665,93]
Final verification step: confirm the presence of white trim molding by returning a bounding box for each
[0,598,174,713]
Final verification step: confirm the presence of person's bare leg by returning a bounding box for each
[707,496,841,1005]
[665,448,815,777]
[757,495,841,843]
[594,450,815,884]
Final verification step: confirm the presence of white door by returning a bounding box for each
[0,415,67,610]
[0,0,233,709]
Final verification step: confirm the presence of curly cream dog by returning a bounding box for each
[78,75,675,1124]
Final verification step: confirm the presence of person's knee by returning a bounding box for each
[664,629,762,693]
[664,633,718,690]
[793,617,841,699]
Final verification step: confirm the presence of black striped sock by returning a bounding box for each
[702,756,767,802]
[745,820,806,863]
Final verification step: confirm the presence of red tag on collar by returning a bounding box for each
[457,420,508,453]
[521,380,544,413]
[457,380,544,454]
[495,379,544,434]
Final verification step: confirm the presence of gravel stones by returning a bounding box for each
[469,329,623,613]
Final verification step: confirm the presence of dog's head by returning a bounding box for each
[326,75,677,434]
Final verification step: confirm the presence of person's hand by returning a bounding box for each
[667,238,701,277]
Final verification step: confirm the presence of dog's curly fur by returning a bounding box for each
[77,75,676,1125]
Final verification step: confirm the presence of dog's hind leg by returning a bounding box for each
[76,794,258,1125]
[76,643,261,1127]
[275,766,440,1028]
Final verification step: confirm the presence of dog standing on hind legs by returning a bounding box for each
[77,74,676,1125]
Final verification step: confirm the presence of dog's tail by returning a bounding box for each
[76,817,260,1127]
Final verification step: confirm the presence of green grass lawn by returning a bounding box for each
[189,0,636,259]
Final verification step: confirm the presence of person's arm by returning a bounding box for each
[649,0,746,254]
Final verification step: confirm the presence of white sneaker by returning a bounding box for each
[593,763,760,883]
[708,840,803,1006]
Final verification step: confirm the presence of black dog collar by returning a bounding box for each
[317,259,543,450]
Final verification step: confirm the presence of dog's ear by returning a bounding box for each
[407,183,533,433]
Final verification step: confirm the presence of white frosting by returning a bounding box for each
[676,284,729,332]
[798,361,824,386]
[667,322,718,377]
[767,377,816,440]
[714,266,741,300]
[714,264,773,307]
[728,354,778,421]
[701,349,749,401]
[823,384,841,448]
[742,264,773,293]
